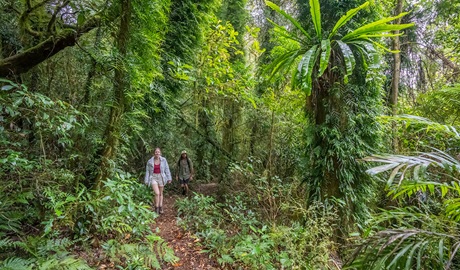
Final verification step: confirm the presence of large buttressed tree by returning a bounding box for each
[265,0,413,233]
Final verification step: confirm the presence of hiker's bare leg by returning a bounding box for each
[158,186,164,207]
[152,184,160,207]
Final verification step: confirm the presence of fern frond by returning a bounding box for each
[0,257,34,270]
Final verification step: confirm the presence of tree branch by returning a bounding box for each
[0,16,100,78]
[47,0,70,34]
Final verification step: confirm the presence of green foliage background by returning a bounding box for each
[1,0,460,268]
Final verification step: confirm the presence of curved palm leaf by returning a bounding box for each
[265,1,311,40]
[329,1,370,39]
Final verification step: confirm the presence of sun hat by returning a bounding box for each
[181,150,187,154]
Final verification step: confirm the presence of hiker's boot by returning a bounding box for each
[155,207,160,214]
[182,188,186,195]
[159,206,163,214]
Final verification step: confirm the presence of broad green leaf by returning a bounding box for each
[357,33,404,39]
[355,46,368,70]
[13,97,23,107]
[337,41,355,83]
[265,1,311,40]
[329,1,370,39]
[350,41,379,69]
[342,12,413,41]
[345,24,412,42]
[298,45,318,96]
[318,39,331,77]
[441,185,448,197]
[309,0,321,39]
[77,13,86,25]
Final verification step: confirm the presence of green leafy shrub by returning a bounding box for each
[176,193,337,269]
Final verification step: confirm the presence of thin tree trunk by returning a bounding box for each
[266,109,274,182]
[95,0,130,188]
[390,0,404,151]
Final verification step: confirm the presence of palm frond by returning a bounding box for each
[346,229,460,270]
[363,149,460,184]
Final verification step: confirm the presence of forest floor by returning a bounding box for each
[156,183,221,270]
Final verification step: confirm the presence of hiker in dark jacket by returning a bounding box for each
[175,150,194,195]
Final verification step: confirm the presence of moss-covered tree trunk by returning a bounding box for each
[95,0,130,188]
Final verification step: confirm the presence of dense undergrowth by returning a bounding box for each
[0,171,177,269]
[176,162,339,270]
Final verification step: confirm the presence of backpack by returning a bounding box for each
[177,157,191,172]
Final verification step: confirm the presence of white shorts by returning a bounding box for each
[147,173,165,187]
